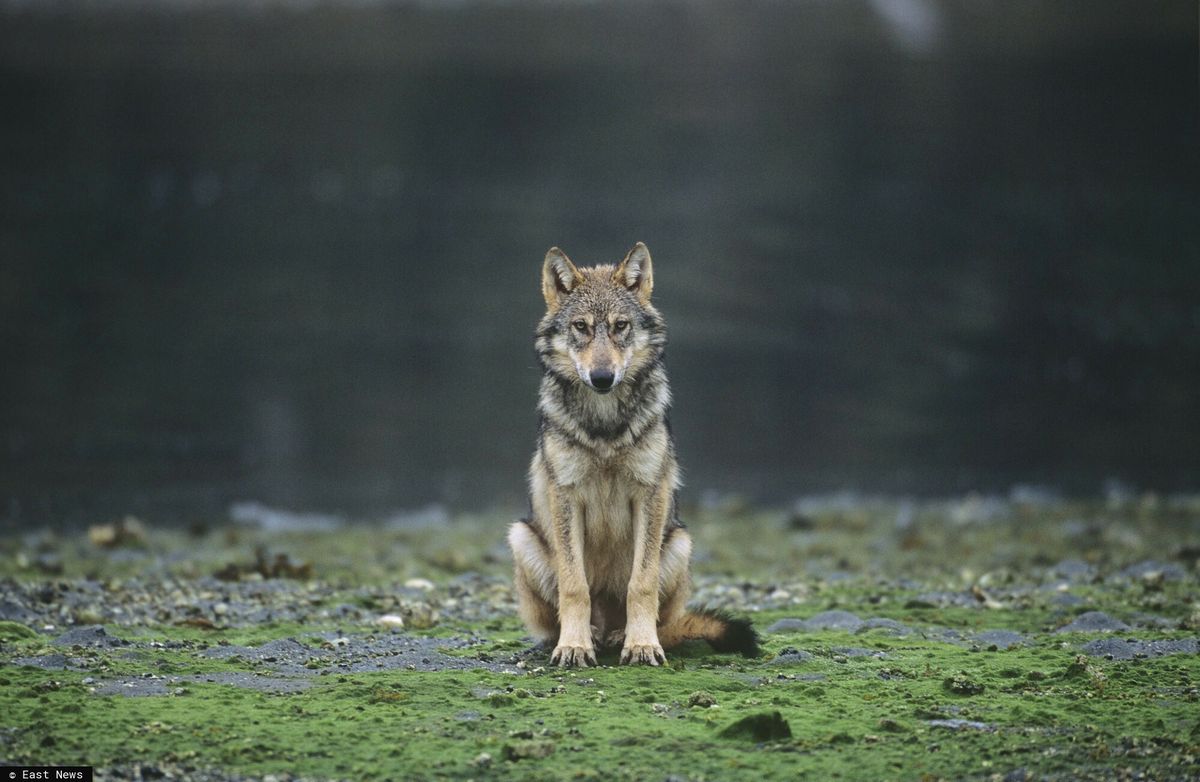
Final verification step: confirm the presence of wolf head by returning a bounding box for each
[536,242,667,395]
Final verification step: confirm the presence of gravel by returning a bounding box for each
[974,630,1026,649]
[926,719,996,732]
[766,610,864,633]
[1079,637,1200,660]
[12,628,522,696]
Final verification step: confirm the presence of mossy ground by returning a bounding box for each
[2,496,1199,780]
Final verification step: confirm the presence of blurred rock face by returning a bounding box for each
[1,2,1197,522]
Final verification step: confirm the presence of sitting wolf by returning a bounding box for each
[508,242,759,666]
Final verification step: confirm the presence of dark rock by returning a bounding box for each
[765,619,807,633]
[717,711,793,742]
[788,512,816,530]
[51,625,127,648]
[11,654,77,670]
[1055,611,1130,633]
[766,610,863,634]
[856,618,913,636]
[831,646,887,659]
[769,647,814,665]
[1079,637,1200,660]
[926,719,995,732]
[1050,559,1094,582]
[912,591,977,608]
[34,554,64,575]
[0,600,37,623]
[974,630,1025,650]
[1129,613,1178,629]
[1114,560,1187,581]
[921,627,967,644]
[877,718,908,732]
[502,740,555,760]
[943,673,985,695]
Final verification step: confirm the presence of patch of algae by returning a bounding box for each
[3,621,1199,780]
[3,497,1199,778]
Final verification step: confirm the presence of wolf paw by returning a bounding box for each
[551,644,596,667]
[620,642,666,666]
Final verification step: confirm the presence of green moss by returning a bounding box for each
[0,620,40,642]
[3,500,1199,778]
[2,616,1198,780]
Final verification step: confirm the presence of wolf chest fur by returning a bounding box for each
[507,242,758,667]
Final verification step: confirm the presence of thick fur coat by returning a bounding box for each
[508,243,758,666]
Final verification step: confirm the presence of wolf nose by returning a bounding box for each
[589,370,615,391]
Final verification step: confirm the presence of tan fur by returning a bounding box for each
[510,242,705,667]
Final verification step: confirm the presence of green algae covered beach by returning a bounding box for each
[2,495,1199,780]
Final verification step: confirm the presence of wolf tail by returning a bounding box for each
[658,609,760,658]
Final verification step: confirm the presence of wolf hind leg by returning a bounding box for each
[657,526,693,630]
[508,520,559,644]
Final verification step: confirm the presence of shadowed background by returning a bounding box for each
[1,1,1197,525]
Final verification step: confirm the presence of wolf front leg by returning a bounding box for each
[621,480,672,665]
[549,489,595,667]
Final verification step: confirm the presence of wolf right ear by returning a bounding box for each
[542,247,583,309]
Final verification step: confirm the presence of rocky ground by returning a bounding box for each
[2,493,1199,780]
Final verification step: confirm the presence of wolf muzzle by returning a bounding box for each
[587,369,616,393]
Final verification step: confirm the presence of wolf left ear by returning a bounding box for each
[614,242,653,303]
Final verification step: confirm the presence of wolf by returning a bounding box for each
[507,242,760,667]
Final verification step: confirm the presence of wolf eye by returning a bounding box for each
[572,320,588,333]
[613,320,630,332]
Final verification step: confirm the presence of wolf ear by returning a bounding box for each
[614,242,653,303]
[542,247,583,309]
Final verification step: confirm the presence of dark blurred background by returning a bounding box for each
[1,1,1197,525]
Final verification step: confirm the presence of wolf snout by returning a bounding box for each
[588,369,617,392]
